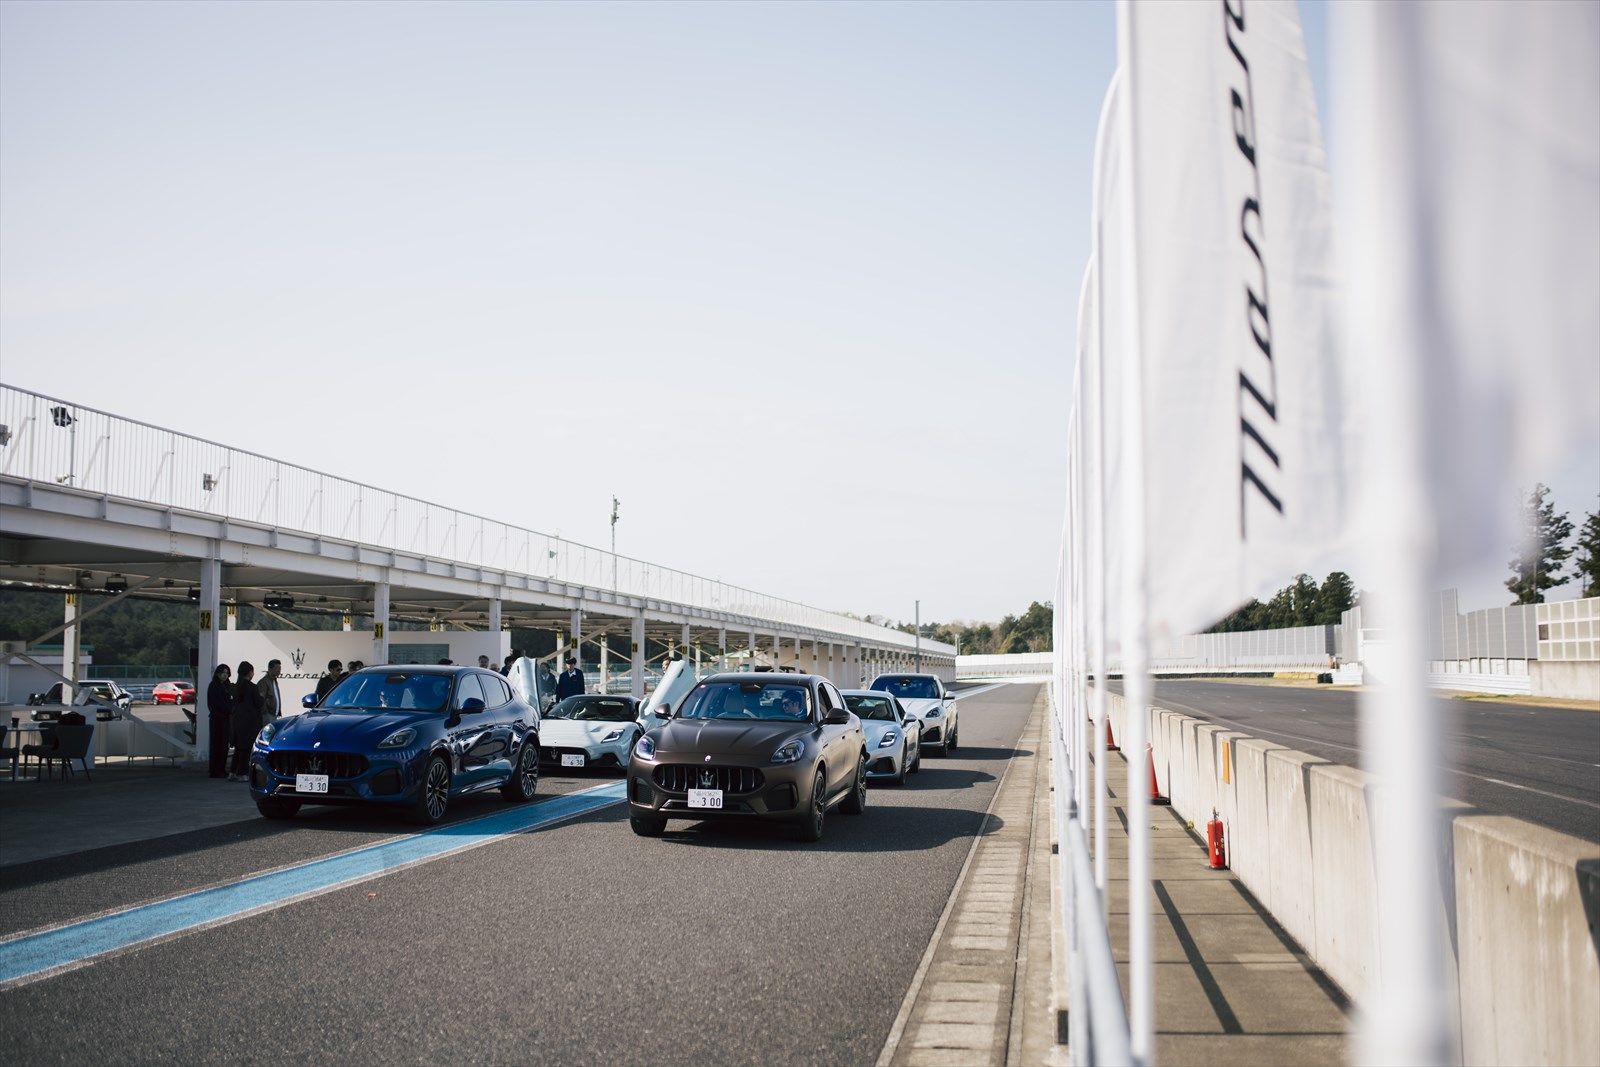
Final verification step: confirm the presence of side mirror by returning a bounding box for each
[942,693,955,702]
[824,707,851,725]
[302,694,318,709]
[460,697,486,715]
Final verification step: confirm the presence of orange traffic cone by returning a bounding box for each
[1146,742,1170,806]
[1105,719,1119,752]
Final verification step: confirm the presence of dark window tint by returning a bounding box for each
[845,694,898,722]
[454,673,485,709]
[870,675,940,700]
[481,674,511,707]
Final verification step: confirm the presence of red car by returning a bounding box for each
[152,681,196,705]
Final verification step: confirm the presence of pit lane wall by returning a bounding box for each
[1107,692,1600,1066]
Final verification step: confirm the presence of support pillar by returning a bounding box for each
[226,604,238,631]
[680,622,691,662]
[599,639,610,694]
[719,627,728,671]
[570,608,584,673]
[748,628,757,670]
[60,593,80,705]
[342,612,353,632]
[196,557,221,757]
[372,578,391,665]
[488,598,502,636]
[631,612,647,700]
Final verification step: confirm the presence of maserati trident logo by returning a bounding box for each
[698,769,715,789]
[307,756,324,775]
[290,648,307,670]
[703,755,712,763]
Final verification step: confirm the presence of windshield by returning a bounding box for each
[677,681,811,722]
[549,696,637,722]
[871,676,940,700]
[845,694,898,722]
[322,671,452,713]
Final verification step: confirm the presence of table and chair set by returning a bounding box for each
[0,719,96,783]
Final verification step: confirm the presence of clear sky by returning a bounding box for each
[0,1,1590,625]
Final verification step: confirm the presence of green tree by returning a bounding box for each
[1288,574,1319,626]
[1506,483,1575,604]
[1575,499,1600,598]
[1314,571,1355,625]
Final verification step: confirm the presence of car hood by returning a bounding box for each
[653,718,810,757]
[897,697,943,718]
[541,719,636,744]
[271,710,436,750]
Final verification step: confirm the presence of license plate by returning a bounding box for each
[561,754,585,768]
[687,788,723,809]
[295,773,329,794]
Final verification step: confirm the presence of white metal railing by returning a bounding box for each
[0,383,952,654]
[1049,682,1132,1064]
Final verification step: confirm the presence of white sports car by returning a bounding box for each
[868,673,959,754]
[844,689,921,784]
[539,695,645,772]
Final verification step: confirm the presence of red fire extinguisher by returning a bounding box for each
[1206,809,1228,870]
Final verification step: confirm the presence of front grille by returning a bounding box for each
[268,751,368,779]
[653,764,765,794]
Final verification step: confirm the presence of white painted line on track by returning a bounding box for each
[0,781,626,991]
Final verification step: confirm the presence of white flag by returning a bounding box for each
[1335,0,1600,576]
[1121,0,1352,639]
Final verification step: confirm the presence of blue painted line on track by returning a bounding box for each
[0,781,626,989]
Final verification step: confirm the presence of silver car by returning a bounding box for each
[844,689,921,785]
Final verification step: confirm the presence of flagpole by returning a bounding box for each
[1337,5,1448,1063]
[1114,3,1154,1060]
[1089,70,1120,895]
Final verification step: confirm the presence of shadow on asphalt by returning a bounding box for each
[888,766,997,791]
[0,786,586,895]
[653,805,1007,854]
[944,745,1031,761]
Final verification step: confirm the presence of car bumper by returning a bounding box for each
[248,749,428,806]
[540,740,629,770]
[625,755,817,821]
[916,721,943,745]
[865,743,906,778]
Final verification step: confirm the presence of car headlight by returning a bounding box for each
[255,721,277,747]
[771,738,804,765]
[926,707,942,718]
[600,728,625,744]
[877,730,899,748]
[635,734,657,759]
[377,727,416,749]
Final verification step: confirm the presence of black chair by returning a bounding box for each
[23,723,94,781]
[0,723,17,781]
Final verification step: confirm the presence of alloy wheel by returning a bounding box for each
[425,759,450,820]
[519,744,539,796]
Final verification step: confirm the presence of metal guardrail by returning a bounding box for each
[1049,684,1132,1065]
[0,383,952,654]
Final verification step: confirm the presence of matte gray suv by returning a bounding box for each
[627,673,869,842]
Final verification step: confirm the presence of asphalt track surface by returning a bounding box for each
[1114,679,1600,843]
[0,683,1038,1065]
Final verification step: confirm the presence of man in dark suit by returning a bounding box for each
[555,656,585,700]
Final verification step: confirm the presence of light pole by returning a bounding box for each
[610,496,620,591]
[915,599,922,672]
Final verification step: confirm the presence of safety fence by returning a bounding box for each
[1047,681,1131,1065]
[0,383,951,654]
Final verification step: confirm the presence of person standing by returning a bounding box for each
[500,651,520,676]
[229,661,263,782]
[477,655,493,670]
[258,659,283,725]
[207,664,233,779]
[556,656,585,700]
[314,660,344,704]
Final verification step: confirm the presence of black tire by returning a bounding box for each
[840,754,867,815]
[911,733,922,774]
[501,739,540,801]
[631,815,667,837]
[891,741,908,785]
[946,720,958,753]
[795,768,827,842]
[410,755,451,825]
[256,798,300,820]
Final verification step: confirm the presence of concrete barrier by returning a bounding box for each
[1454,816,1600,1066]
[1307,763,1380,1003]
[1228,737,1287,909]
[1264,748,1330,954]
